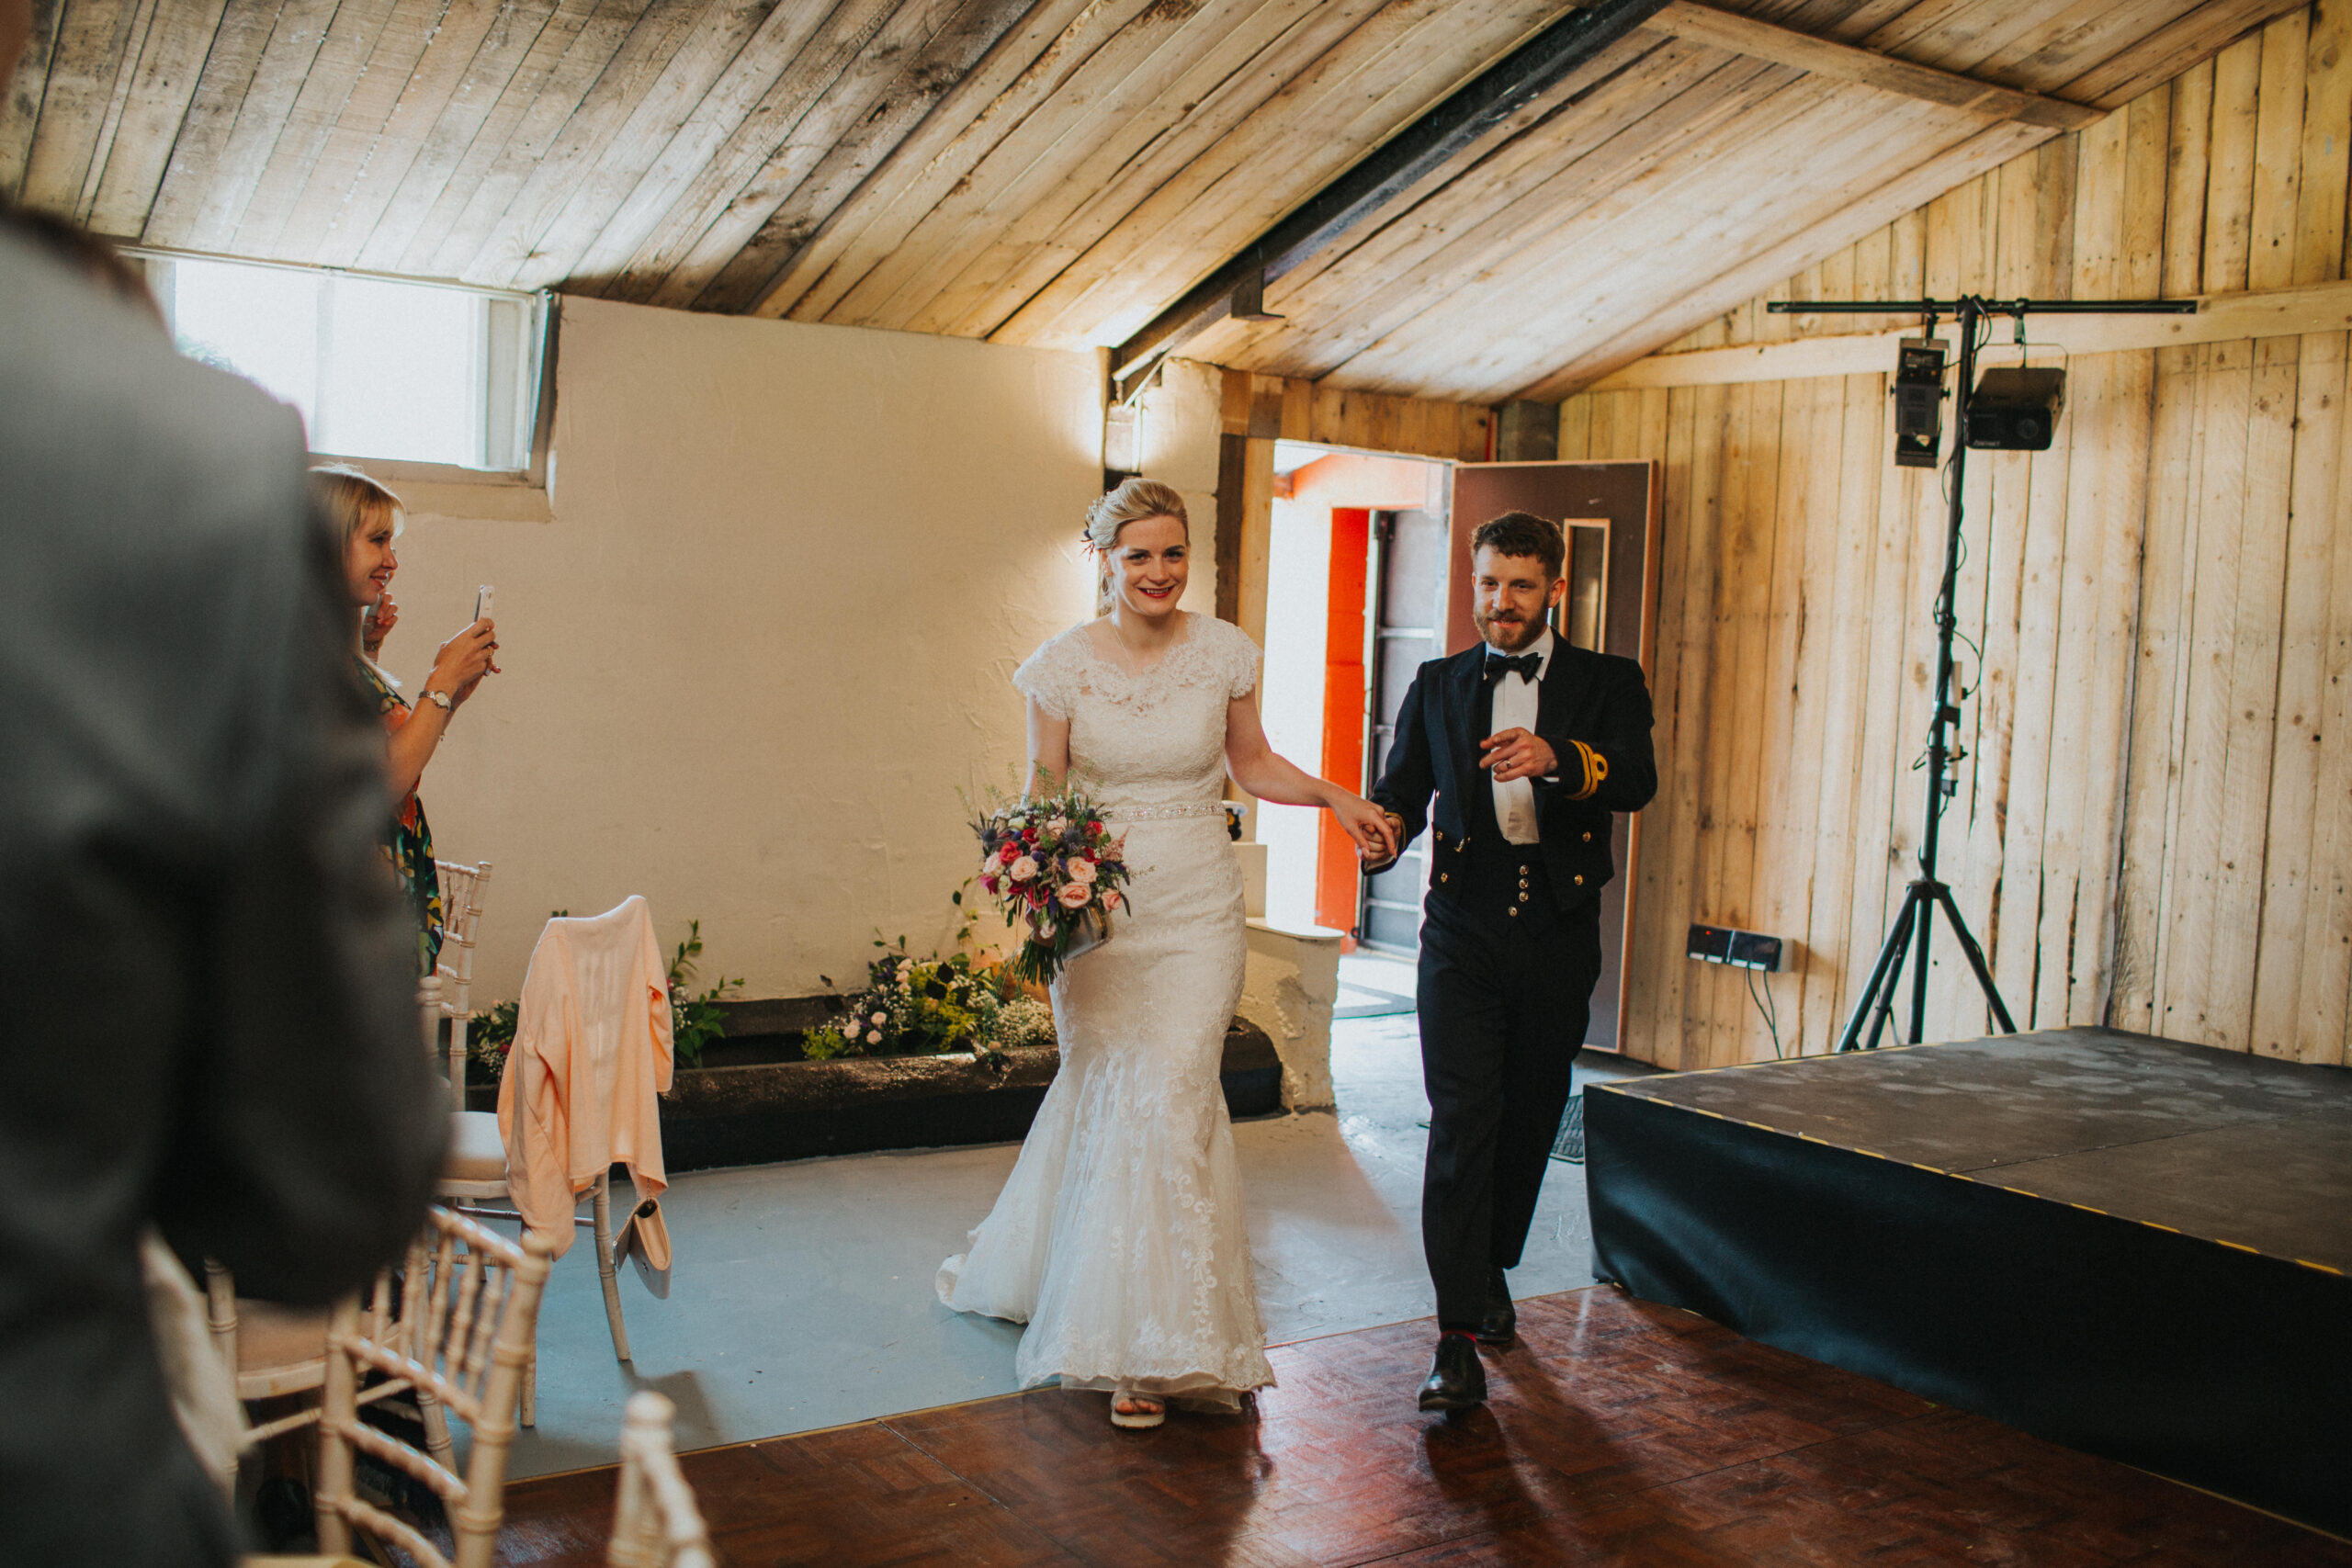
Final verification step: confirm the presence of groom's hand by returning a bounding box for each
[1479,728,1555,784]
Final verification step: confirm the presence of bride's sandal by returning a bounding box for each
[1109,1387,1166,1430]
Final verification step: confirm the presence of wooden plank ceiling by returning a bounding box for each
[0,0,2300,401]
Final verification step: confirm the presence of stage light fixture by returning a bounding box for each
[1891,337,1946,468]
[1964,366,2065,450]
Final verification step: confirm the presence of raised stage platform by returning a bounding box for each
[1585,1027,2352,1536]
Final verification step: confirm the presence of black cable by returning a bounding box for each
[1744,963,1783,1058]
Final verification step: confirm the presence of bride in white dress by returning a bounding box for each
[939,479,1397,1428]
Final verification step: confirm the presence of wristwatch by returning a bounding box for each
[421,689,454,712]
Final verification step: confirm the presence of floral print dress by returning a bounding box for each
[357,657,443,976]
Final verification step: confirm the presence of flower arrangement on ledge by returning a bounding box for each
[802,936,1054,1073]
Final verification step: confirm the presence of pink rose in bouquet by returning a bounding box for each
[970,780,1135,985]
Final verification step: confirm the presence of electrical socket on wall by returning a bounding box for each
[1687,923,1783,973]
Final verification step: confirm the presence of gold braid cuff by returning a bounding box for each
[1567,740,1608,801]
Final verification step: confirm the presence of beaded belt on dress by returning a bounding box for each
[1101,801,1225,822]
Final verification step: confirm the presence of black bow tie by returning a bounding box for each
[1484,651,1541,685]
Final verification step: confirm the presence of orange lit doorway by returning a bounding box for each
[1261,446,1445,948]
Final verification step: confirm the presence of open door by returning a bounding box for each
[1448,460,1662,1051]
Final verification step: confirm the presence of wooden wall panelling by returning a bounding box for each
[2064,352,2158,1028]
[506,0,865,292]
[157,0,344,251]
[2111,344,2200,1031]
[820,0,1292,334]
[2029,106,2123,1029]
[2250,332,2346,1056]
[447,0,718,286]
[1942,0,2179,91]
[1814,240,1894,1053]
[0,0,65,199]
[1766,376,1845,1055]
[702,0,1119,326]
[2058,0,2312,109]
[1664,382,1728,1066]
[2248,6,2309,292]
[83,0,232,235]
[1213,28,1704,377]
[988,0,1575,352]
[2205,29,2265,294]
[1695,381,1772,1065]
[741,0,1117,321]
[2209,335,2301,1047]
[590,0,1034,307]
[416,0,671,277]
[135,0,272,243]
[1198,42,1779,383]
[1521,117,2057,399]
[2293,0,2351,285]
[2165,338,2256,1044]
[1606,389,1668,1057]
[2302,334,2352,1060]
[1300,382,1493,465]
[382,0,616,274]
[266,0,470,261]
[227,0,408,258]
[914,0,1381,341]
[1335,72,1894,397]
[17,0,158,218]
[344,0,570,270]
[1997,142,2078,1028]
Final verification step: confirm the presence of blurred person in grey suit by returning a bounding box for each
[0,108,448,1568]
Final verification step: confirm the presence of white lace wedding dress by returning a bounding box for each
[937,612,1276,1409]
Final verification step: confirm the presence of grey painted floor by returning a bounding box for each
[506,973,1656,1478]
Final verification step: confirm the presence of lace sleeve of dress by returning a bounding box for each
[1218,618,1263,702]
[1012,632,1079,720]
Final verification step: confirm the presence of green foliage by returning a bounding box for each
[666,919,743,1070]
[807,911,1055,1073]
[467,913,739,1082]
[466,998,518,1087]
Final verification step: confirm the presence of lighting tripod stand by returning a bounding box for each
[1763,293,2196,1052]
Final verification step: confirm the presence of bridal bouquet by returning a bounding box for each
[973,783,1132,986]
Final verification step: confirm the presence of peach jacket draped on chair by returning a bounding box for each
[497,896,675,1263]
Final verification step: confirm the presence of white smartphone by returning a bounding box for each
[474,584,494,622]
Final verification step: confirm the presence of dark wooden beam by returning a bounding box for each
[1110,0,1677,383]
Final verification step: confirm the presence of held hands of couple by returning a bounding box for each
[1331,795,1400,866]
[1479,728,1556,784]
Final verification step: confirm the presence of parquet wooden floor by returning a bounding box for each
[492,1287,2349,1566]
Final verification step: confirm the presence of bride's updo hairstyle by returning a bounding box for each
[1085,478,1188,614]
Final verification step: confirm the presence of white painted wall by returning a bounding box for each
[377,297,1102,1002]
[1135,356,1222,620]
[1260,493,1331,932]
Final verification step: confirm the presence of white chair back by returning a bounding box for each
[434,858,493,1111]
[314,1208,553,1568]
[609,1391,714,1568]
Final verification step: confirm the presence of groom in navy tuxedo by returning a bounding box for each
[1368,511,1657,1411]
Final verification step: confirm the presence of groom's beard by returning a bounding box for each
[1475,609,1545,650]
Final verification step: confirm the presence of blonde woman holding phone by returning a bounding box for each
[309,464,500,975]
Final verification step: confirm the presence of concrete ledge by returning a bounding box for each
[1243,917,1344,1112]
[468,1011,1287,1169]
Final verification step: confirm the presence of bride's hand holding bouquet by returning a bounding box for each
[974,780,1134,986]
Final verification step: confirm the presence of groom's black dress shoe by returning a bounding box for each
[1418,1333,1487,1411]
[1477,1267,1516,1346]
